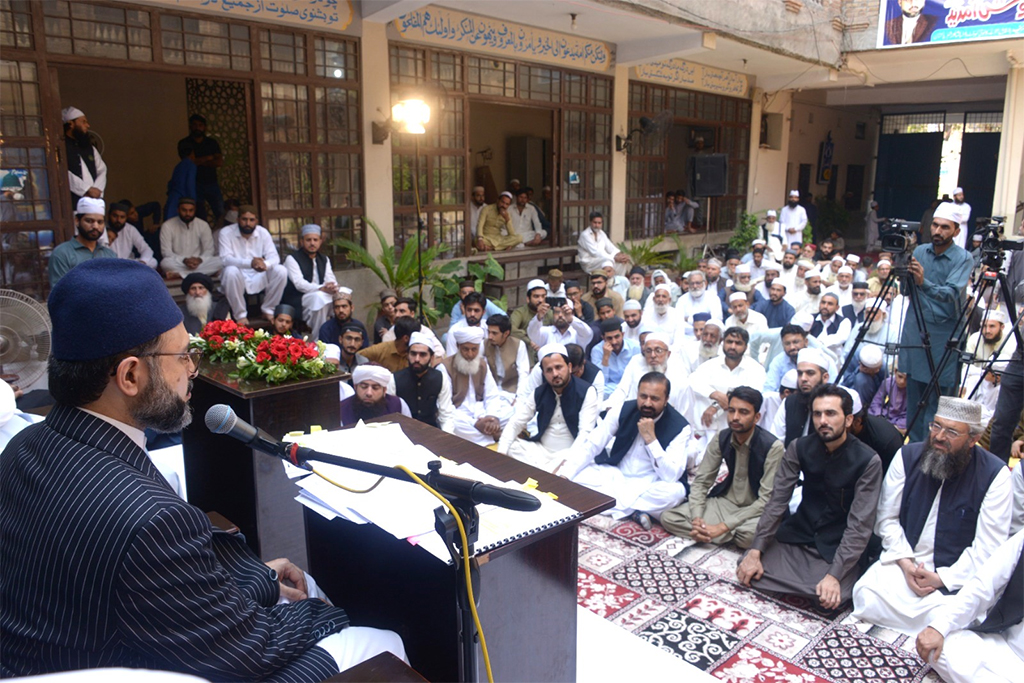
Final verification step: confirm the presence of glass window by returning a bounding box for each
[0,60,42,137]
[317,152,361,209]
[315,87,358,146]
[467,56,515,97]
[261,82,309,144]
[518,64,559,102]
[432,155,463,206]
[265,151,312,211]
[43,1,151,61]
[591,76,611,108]
[260,30,305,75]
[389,45,425,85]
[0,0,33,50]
[431,51,463,92]
[321,215,363,266]
[315,36,357,80]
[265,216,312,257]
[161,15,250,71]
[391,153,427,208]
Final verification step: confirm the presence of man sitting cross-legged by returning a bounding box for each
[852,396,1011,635]
[561,372,691,531]
[737,384,882,610]
[497,343,599,473]
[439,326,507,446]
[662,386,784,549]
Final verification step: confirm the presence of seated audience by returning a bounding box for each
[841,344,886,409]
[562,372,691,531]
[770,348,831,446]
[271,304,295,337]
[317,289,369,350]
[869,368,908,432]
[763,324,808,393]
[565,279,595,323]
[449,280,504,328]
[622,299,643,343]
[510,187,545,246]
[104,202,156,269]
[841,282,870,324]
[372,290,397,344]
[159,198,222,278]
[440,326,507,445]
[484,313,530,408]
[752,281,796,329]
[852,397,1011,635]
[725,291,768,333]
[383,298,444,359]
[510,279,551,362]
[643,284,681,342]
[577,211,628,276]
[218,205,287,326]
[602,261,630,299]
[389,332,454,432]
[605,333,689,414]
[738,384,882,609]
[527,300,593,348]
[583,271,624,317]
[476,191,521,251]
[591,317,641,400]
[335,323,368,375]
[626,266,651,307]
[178,272,229,334]
[498,343,600,472]
[283,224,338,335]
[446,291,488,356]
[662,387,784,548]
[49,197,117,285]
[676,271,723,332]
[340,366,410,425]
[358,315,416,373]
[844,386,904,473]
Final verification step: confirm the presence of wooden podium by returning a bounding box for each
[305,414,614,683]
[182,363,345,566]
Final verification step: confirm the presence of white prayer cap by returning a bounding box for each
[499,191,514,200]
[985,309,1008,324]
[408,331,433,351]
[859,345,884,369]
[510,178,521,185]
[728,292,747,303]
[601,259,615,269]
[539,343,568,360]
[300,223,322,236]
[752,239,766,246]
[75,197,105,215]
[353,365,392,387]
[323,343,341,362]
[703,319,724,331]
[526,278,546,292]
[644,332,670,348]
[654,283,671,294]
[954,187,964,195]
[797,258,815,269]
[763,261,781,272]
[838,266,854,276]
[933,202,960,224]
[336,286,353,299]
[781,369,798,390]
[839,385,863,415]
[638,321,658,336]
[791,311,814,331]
[846,254,861,264]
[797,347,829,371]
[876,258,891,266]
[735,263,751,275]
[707,258,722,268]
[935,396,983,426]
[766,209,777,217]
[62,106,85,123]
[805,268,822,279]
[453,325,484,345]
[623,299,642,311]
[789,189,800,197]
[864,298,888,313]
[972,233,984,242]
[831,255,845,264]
[651,269,668,281]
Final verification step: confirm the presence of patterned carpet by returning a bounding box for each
[576,515,944,682]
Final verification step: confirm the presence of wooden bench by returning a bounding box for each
[475,246,582,309]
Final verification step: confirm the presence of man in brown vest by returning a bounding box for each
[485,314,529,410]
[440,326,507,446]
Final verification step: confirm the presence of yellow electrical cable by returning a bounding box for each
[394,465,494,683]
[310,465,385,494]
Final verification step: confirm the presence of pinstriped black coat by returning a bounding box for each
[1,404,347,681]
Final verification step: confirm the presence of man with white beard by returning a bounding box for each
[842,298,897,364]
[642,284,680,342]
[439,326,509,445]
[841,282,870,325]
[604,333,689,414]
[676,270,723,334]
[725,292,768,333]
[622,299,644,343]
[825,266,855,307]
[178,272,230,334]
[852,397,1011,636]
[676,317,723,373]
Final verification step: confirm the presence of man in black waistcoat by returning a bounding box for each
[852,396,1011,635]
[662,386,784,548]
[563,372,690,530]
[389,331,455,432]
[769,347,831,446]
[739,384,882,609]
[916,528,1024,682]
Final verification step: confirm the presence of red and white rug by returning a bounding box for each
[577,516,943,682]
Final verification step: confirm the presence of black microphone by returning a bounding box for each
[203,405,541,512]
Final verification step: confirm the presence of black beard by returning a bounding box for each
[73,129,91,146]
[626,319,640,328]
[788,201,798,207]
[239,226,257,235]
[919,441,972,480]
[131,369,193,433]
[191,130,206,140]
[179,215,194,225]
[107,222,126,234]
[638,406,659,418]
[354,397,389,420]
[554,321,570,332]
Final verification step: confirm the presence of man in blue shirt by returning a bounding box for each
[48,197,116,285]
[449,280,504,326]
[590,317,640,399]
[763,324,808,392]
[753,281,796,329]
[898,202,974,441]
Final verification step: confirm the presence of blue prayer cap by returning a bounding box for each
[692,312,712,323]
[300,223,321,237]
[48,259,184,361]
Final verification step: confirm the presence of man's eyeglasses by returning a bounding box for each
[643,347,668,356]
[139,349,205,371]
[928,422,963,440]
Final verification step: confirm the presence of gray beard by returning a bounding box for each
[452,354,483,376]
[868,319,885,335]
[645,360,667,374]
[186,292,213,321]
[853,300,866,313]
[655,303,668,315]
[699,343,719,360]
[919,443,972,481]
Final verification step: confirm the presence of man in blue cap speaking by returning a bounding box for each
[0,259,403,679]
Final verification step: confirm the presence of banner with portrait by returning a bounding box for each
[877,0,1024,48]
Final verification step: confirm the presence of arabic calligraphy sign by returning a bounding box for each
[632,59,749,98]
[393,6,612,72]
[134,0,355,32]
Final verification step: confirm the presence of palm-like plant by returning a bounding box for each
[615,236,674,268]
[334,219,462,325]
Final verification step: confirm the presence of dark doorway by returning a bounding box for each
[874,132,943,221]
[845,164,865,210]
[798,164,812,199]
[958,131,999,221]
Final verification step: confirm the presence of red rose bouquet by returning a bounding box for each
[235,335,335,384]
[190,319,269,364]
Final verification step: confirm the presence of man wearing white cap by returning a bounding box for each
[469,185,487,240]
[389,331,455,432]
[852,396,1011,636]
[867,258,892,296]
[825,266,855,307]
[605,333,689,415]
[899,201,974,441]
[218,205,288,326]
[822,255,844,287]
[810,293,851,360]
[563,371,691,530]
[440,326,507,445]
[62,106,107,205]
[527,299,593,348]
[962,309,1016,420]
[841,298,896,365]
[950,187,971,250]
[48,197,117,285]
[762,209,785,251]
[340,366,410,426]
[779,190,807,245]
[510,279,551,362]
[476,191,521,251]
[770,346,832,445]
[622,299,644,343]
[676,271,724,334]
[650,268,681,302]
[498,343,599,472]
[841,343,886,409]
[642,284,681,342]
[577,211,629,276]
[847,253,868,282]
[725,291,768,333]
[753,260,781,300]
[283,223,338,335]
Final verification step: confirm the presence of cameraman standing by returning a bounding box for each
[898,202,974,441]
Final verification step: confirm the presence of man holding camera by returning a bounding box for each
[898,202,974,442]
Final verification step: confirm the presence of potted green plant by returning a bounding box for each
[615,236,674,269]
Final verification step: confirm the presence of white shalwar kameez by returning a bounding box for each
[852,448,1012,635]
[497,382,599,472]
[577,227,626,276]
[602,354,690,415]
[683,356,767,467]
[159,216,222,276]
[218,224,288,320]
[522,363,604,404]
[439,363,509,446]
[675,290,724,333]
[103,224,157,269]
[927,529,1024,683]
[565,404,690,519]
[283,253,338,335]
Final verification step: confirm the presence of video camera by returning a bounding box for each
[975,216,1022,253]
[880,219,921,257]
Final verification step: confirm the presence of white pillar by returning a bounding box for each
[747,87,763,212]
[360,21,395,258]
[993,57,1024,228]
[609,64,630,243]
